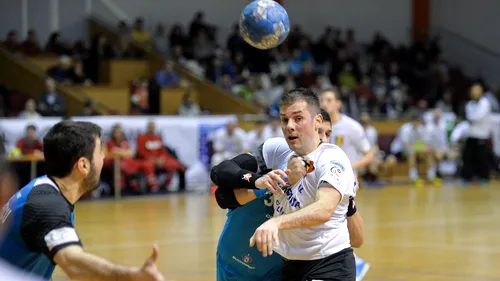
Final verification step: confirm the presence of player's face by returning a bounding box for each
[82,137,104,192]
[280,100,322,155]
[320,92,341,114]
[318,121,332,142]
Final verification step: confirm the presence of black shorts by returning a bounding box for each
[281,247,355,281]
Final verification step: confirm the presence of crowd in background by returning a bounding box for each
[2,11,500,193]
[2,12,499,120]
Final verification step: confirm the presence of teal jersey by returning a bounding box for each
[216,189,281,281]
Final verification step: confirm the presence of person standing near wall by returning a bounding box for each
[461,83,492,186]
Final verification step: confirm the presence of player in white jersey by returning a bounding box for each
[320,88,373,280]
[211,88,357,280]
[319,88,375,173]
[390,117,430,182]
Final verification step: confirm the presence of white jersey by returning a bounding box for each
[390,122,427,154]
[255,138,356,260]
[424,122,448,150]
[329,115,372,169]
[365,125,378,146]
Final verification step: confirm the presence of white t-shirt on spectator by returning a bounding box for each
[255,137,355,260]
[262,124,284,139]
[210,127,248,154]
[246,129,269,152]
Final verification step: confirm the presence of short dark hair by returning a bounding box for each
[26,125,36,131]
[279,88,321,115]
[43,121,102,178]
[320,87,341,100]
[320,108,331,123]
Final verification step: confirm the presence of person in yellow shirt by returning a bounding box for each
[131,17,152,43]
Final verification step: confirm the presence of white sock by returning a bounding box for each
[409,168,418,181]
[427,164,436,180]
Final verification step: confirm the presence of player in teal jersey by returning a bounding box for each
[213,109,365,281]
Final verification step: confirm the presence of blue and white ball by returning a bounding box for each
[239,0,290,50]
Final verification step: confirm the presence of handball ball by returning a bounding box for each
[239,0,290,50]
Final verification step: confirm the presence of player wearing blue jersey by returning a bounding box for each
[0,158,46,281]
[0,120,165,281]
[213,109,365,281]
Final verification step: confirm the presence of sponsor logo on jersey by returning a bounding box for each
[305,159,315,173]
[242,254,252,264]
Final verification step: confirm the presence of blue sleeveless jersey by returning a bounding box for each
[216,189,282,281]
[0,176,79,280]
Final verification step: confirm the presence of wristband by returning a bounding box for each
[347,196,357,217]
[239,170,263,189]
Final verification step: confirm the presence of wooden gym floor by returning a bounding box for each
[52,183,500,281]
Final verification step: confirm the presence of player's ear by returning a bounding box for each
[76,157,90,176]
[314,113,323,130]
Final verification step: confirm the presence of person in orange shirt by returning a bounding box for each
[16,125,43,156]
[106,124,158,192]
[136,121,186,192]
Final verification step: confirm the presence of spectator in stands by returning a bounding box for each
[47,55,71,83]
[87,33,115,83]
[337,62,357,89]
[136,121,186,191]
[18,99,41,120]
[117,21,131,39]
[155,60,180,88]
[36,78,66,117]
[193,29,216,67]
[20,29,41,55]
[153,23,168,56]
[210,121,248,168]
[263,117,284,138]
[435,89,453,113]
[67,59,92,86]
[16,125,43,156]
[72,40,89,61]
[295,61,316,89]
[45,32,69,55]
[114,34,138,58]
[78,99,98,116]
[226,23,244,56]
[130,78,149,114]
[106,124,158,192]
[131,17,152,44]
[2,30,19,53]
[246,120,268,151]
[177,93,201,116]
[169,25,187,50]
[189,11,215,39]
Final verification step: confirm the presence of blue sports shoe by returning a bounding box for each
[355,258,370,281]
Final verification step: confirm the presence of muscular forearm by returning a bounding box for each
[347,212,364,248]
[59,249,139,281]
[275,196,336,230]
